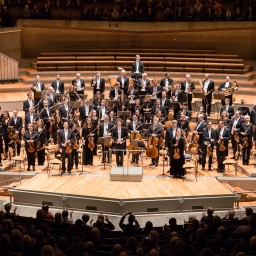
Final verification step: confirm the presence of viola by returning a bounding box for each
[65,142,73,154]
[219,140,226,151]
[88,137,95,151]
[173,148,180,159]
[28,141,35,153]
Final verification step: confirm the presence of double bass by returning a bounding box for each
[146,127,162,158]
[128,123,143,154]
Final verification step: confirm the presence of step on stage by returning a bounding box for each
[11,175,238,214]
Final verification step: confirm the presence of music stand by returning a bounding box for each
[131,72,142,80]
[77,144,91,175]
[139,90,147,97]
[107,100,119,114]
[56,93,64,102]
[117,111,131,123]
[97,137,111,169]
[142,129,149,140]
[157,149,170,178]
[70,101,82,109]
[144,112,152,123]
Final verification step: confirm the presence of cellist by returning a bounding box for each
[128,114,143,165]
[148,117,163,167]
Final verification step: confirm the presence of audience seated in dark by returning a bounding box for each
[119,211,140,236]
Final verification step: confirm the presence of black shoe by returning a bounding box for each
[33,166,35,171]
[202,166,205,170]
[0,163,2,167]
[68,171,71,174]
[75,165,78,169]
[27,168,30,171]
[167,169,170,173]
[130,160,135,164]
[208,167,212,170]
[155,163,158,166]
[149,162,155,166]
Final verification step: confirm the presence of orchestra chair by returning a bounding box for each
[223,152,239,177]
[183,153,199,182]
[10,147,26,173]
[47,146,62,177]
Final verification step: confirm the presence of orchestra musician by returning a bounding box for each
[220,98,234,119]
[171,83,185,119]
[178,103,192,121]
[117,94,129,112]
[58,121,75,174]
[23,91,35,113]
[137,73,150,92]
[2,111,10,160]
[109,82,122,100]
[52,115,63,144]
[71,122,80,169]
[47,86,57,104]
[91,109,99,155]
[72,73,85,95]
[93,91,103,110]
[240,115,253,165]
[170,128,186,178]
[151,99,166,117]
[165,119,178,173]
[131,54,144,76]
[39,91,54,112]
[160,72,173,99]
[117,69,129,94]
[25,106,38,130]
[215,120,230,173]
[238,99,250,117]
[160,91,171,113]
[112,118,128,167]
[250,102,256,127]
[230,110,244,159]
[181,74,195,111]
[135,109,144,123]
[202,121,216,171]
[99,115,114,163]
[133,99,142,115]
[31,75,45,106]
[109,111,116,125]
[59,98,73,123]
[36,119,47,166]
[196,106,208,122]
[79,99,93,126]
[67,85,81,102]
[97,100,109,120]
[41,100,55,140]
[220,110,231,129]
[200,74,215,116]
[90,71,105,95]
[82,117,95,166]
[51,74,64,95]
[177,112,189,136]
[148,117,163,167]
[127,83,139,101]
[218,76,233,105]
[8,109,22,156]
[23,123,38,171]
[149,79,162,99]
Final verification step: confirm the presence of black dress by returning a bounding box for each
[82,126,95,165]
[170,137,186,178]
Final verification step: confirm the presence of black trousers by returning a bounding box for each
[173,102,181,119]
[37,148,45,165]
[116,150,124,166]
[72,148,79,167]
[202,94,212,116]
[83,145,94,165]
[102,144,111,163]
[231,136,240,158]
[242,143,251,164]
[61,146,72,172]
[186,93,193,111]
[217,147,226,171]
[202,145,213,168]
[26,150,36,168]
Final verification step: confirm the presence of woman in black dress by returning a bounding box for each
[91,109,99,156]
[170,129,186,178]
[82,117,95,165]
[36,119,47,166]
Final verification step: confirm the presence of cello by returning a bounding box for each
[146,127,162,158]
[128,123,143,154]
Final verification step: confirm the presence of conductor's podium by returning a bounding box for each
[110,166,143,182]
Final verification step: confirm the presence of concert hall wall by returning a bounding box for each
[1,20,256,63]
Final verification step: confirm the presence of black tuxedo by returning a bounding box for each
[117,76,129,94]
[131,61,144,74]
[148,86,162,99]
[171,89,186,119]
[127,89,139,100]
[151,105,166,116]
[202,127,216,169]
[91,77,105,94]
[137,78,151,91]
[220,105,235,119]
[93,98,102,110]
[112,126,128,166]
[218,81,233,105]
[195,120,207,150]
[59,105,73,121]
[97,106,110,120]
[128,121,143,133]
[160,77,173,98]
[39,98,54,112]
[52,80,64,94]
[23,99,35,113]
[8,116,23,155]
[165,127,177,150]
[58,129,75,173]
[79,104,93,125]
[109,88,122,99]
[25,113,38,130]
[160,98,171,112]
[240,122,253,164]
[181,80,195,111]
[72,78,85,94]
[215,127,230,172]
[202,80,215,115]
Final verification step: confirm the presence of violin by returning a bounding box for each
[88,137,95,151]
[73,139,79,150]
[242,137,249,148]
[28,141,35,153]
[188,132,200,153]
[104,126,114,147]
[219,139,226,151]
[65,142,73,154]
[173,148,180,159]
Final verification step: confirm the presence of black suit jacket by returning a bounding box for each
[23,130,38,150]
[48,93,57,104]
[218,81,232,91]
[160,98,171,112]
[250,108,256,125]
[131,61,144,73]
[117,76,129,93]
[127,89,139,100]
[109,88,122,99]
[112,126,128,149]
[195,120,207,147]
[23,99,35,113]
[25,113,38,130]
[99,122,114,137]
[180,81,195,91]
[137,78,151,89]
[41,108,53,123]
[71,79,85,93]
[151,105,166,116]
[230,117,244,132]
[59,105,73,120]
[93,98,102,109]
[202,127,216,145]
[58,129,75,148]
[52,80,64,94]
[32,81,46,99]
[148,125,162,138]
[97,106,110,119]
[79,105,94,124]
[160,78,173,88]
[220,105,235,119]
[215,127,230,149]
[8,116,23,133]
[39,98,54,112]
[202,80,215,96]
[128,121,143,133]
[178,109,192,121]
[171,89,186,103]
[165,127,176,149]
[91,77,105,94]
[148,86,162,98]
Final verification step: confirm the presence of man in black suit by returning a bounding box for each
[97,100,109,120]
[151,99,166,116]
[250,102,256,127]
[171,83,186,119]
[8,109,23,156]
[59,98,73,122]
[160,91,171,113]
[58,121,75,174]
[51,74,64,95]
[79,99,93,126]
[47,86,57,104]
[131,55,144,78]
[200,74,215,116]
[230,110,244,159]
[25,106,38,130]
[117,69,129,94]
[178,103,192,121]
[148,117,163,166]
[112,118,128,166]
[218,76,233,105]
[127,83,139,101]
[109,82,122,100]
[148,79,162,99]
[72,73,85,95]
[181,74,195,111]
[90,71,105,95]
[137,73,151,91]
[220,98,234,119]
[93,92,103,110]
[99,115,114,163]
[39,92,54,112]
[165,119,178,172]
[160,72,173,99]
[31,75,45,106]
[215,121,230,173]
[23,91,35,114]
[202,121,216,170]
[40,100,54,139]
